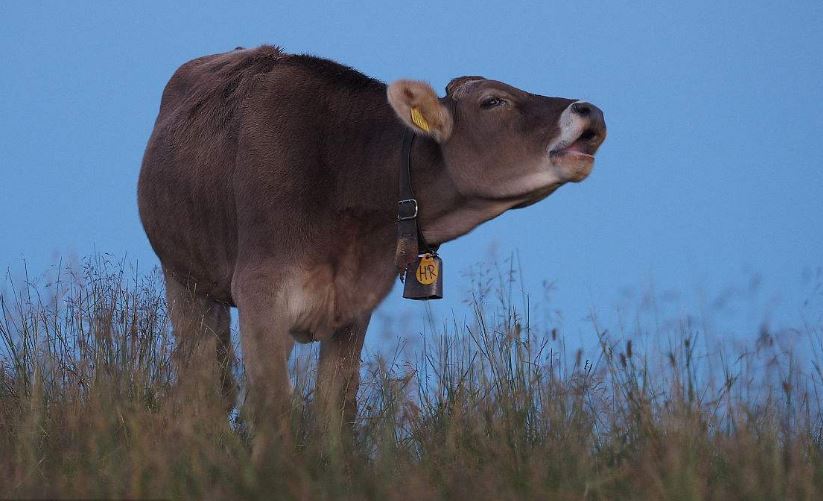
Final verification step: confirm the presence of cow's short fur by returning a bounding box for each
[138,45,605,428]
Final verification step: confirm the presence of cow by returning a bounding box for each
[137,45,606,432]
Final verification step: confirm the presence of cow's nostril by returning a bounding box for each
[571,102,591,116]
[579,129,597,142]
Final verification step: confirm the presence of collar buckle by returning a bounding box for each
[397,198,418,221]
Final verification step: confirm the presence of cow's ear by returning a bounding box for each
[387,80,453,142]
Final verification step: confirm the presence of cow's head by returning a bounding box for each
[387,77,606,211]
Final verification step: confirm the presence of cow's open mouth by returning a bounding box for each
[547,127,604,183]
[549,128,600,160]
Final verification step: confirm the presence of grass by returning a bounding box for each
[1,255,822,499]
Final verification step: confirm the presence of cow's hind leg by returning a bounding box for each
[316,313,371,437]
[231,268,295,461]
[165,271,235,412]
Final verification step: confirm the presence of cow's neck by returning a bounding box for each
[337,109,514,254]
[410,136,513,246]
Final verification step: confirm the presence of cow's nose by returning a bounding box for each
[571,102,605,127]
[571,101,606,140]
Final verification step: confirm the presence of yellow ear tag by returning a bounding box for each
[410,106,431,133]
[415,254,439,285]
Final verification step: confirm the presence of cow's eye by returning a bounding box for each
[481,96,505,109]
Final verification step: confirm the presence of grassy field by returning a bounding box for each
[1,256,822,499]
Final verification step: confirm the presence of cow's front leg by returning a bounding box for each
[316,313,370,433]
[232,269,295,459]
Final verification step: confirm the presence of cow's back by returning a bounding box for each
[138,46,285,302]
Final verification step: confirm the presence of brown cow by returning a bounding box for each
[138,45,605,429]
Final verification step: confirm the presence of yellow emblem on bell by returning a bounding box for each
[410,106,431,132]
[415,254,439,285]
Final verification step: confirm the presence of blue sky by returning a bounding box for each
[1,1,821,351]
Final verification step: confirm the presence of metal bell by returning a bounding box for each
[403,253,443,300]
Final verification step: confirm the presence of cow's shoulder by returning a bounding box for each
[276,53,385,93]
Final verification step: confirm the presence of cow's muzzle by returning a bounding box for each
[548,101,607,182]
